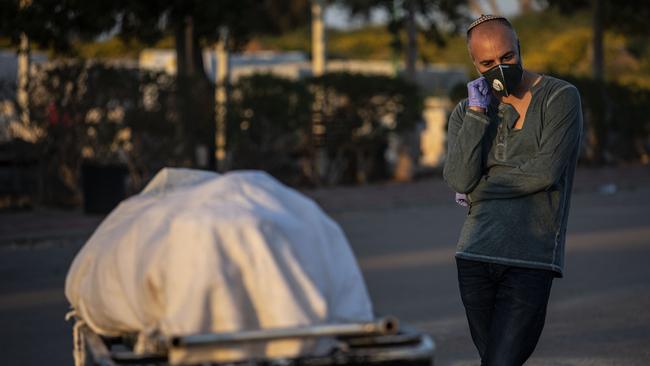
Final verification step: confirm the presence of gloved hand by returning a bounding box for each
[467,77,491,109]
[455,192,469,207]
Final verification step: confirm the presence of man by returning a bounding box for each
[443,15,583,365]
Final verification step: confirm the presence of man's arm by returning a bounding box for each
[443,102,491,193]
[468,85,583,203]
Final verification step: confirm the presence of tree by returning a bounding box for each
[540,0,650,82]
[1,0,311,167]
[108,1,311,168]
[539,0,650,163]
[336,0,469,82]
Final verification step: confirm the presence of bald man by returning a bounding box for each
[443,15,583,365]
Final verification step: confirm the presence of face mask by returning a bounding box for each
[481,63,523,97]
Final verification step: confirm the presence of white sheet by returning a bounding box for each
[65,168,373,363]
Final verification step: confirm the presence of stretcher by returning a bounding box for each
[65,169,435,365]
[69,315,435,366]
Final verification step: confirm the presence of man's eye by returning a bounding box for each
[503,55,513,60]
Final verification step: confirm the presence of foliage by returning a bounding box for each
[311,71,423,183]
[0,1,311,54]
[70,36,174,60]
[226,72,423,185]
[329,26,394,60]
[335,0,470,47]
[1,1,315,169]
[250,17,404,60]
[314,71,421,134]
[0,0,120,52]
[252,7,650,90]
[24,65,424,205]
[27,61,184,204]
[512,10,650,89]
[560,75,650,163]
[226,73,313,185]
[257,25,396,60]
[334,0,470,81]
[538,0,650,36]
[255,27,311,55]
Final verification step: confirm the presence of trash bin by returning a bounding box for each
[81,163,128,214]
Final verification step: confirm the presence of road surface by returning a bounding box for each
[1,174,649,365]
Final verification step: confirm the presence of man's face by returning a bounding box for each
[468,23,520,74]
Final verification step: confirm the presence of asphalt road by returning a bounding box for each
[1,180,649,365]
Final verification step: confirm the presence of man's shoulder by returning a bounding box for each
[449,98,469,119]
[540,75,580,107]
[453,98,469,111]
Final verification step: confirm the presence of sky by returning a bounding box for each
[324,0,523,30]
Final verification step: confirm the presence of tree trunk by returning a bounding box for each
[592,0,604,82]
[311,0,326,77]
[174,19,188,78]
[405,0,417,82]
[174,15,211,167]
[311,0,327,185]
[214,38,229,172]
[17,0,31,127]
[17,32,29,125]
[591,0,608,164]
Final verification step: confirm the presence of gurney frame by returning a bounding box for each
[71,316,435,366]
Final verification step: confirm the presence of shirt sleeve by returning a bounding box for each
[468,84,583,203]
[443,101,491,194]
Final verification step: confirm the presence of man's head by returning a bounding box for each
[467,15,520,73]
[467,15,524,97]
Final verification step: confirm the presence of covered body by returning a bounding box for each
[65,168,373,363]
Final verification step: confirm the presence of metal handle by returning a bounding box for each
[169,316,399,348]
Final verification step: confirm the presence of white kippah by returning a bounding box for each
[467,14,511,35]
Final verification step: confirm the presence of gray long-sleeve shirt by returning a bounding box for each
[443,76,583,277]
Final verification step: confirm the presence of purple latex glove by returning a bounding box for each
[455,192,469,207]
[467,77,491,109]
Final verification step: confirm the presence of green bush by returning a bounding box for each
[226,73,313,185]
[559,75,650,163]
[27,60,185,205]
[309,72,422,184]
[26,65,424,206]
[226,72,423,185]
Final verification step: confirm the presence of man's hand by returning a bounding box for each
[455,192,469,207]
[467,77,490,112]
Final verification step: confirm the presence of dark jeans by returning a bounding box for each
[456,258,555,366]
